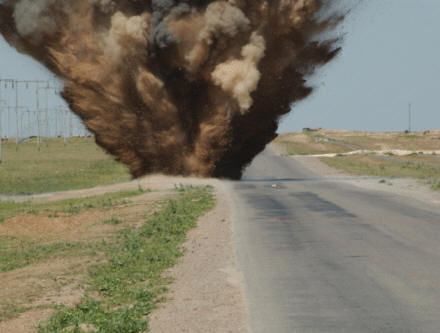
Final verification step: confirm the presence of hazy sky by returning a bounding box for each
[280,0,440,132]
[0,0,439,134]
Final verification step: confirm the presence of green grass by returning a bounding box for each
[0,302,32,322]
[0,240,100,273]
[431,180,440,191]
[36,185,215,333]
[0,138,131,195]
[0,188,148,223]
[321,155,440,190]
[102,216,123,225]
[0,303,57,322]
[0,187,151,324]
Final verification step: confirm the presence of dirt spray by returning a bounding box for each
[0,0,344,179]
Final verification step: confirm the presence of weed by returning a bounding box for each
[0,241,98,273]
[0,303,57,322]
[174,183,190,192]
[102,216,123,225]
[0,190,146,220]
[0,302,31,322]
[137,184,150,194]
[430,180,440,191]
[379,179,386,184]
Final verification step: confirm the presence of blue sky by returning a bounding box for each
[0,0,439,135]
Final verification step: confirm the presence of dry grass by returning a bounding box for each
[274,132,350,155]
[276,130,440,155]
[320,154,440,190]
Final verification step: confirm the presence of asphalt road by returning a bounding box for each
[230,148,440,333]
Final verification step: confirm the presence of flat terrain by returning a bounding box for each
[276,129,440,155]
[0,184,224,332]
[3,131,440,332]
[321,154,440,190]
[0,171,248,333]
[276,130,440,189]
[231,147,440,333]
[0,138,131,195]
[0,187,161,331]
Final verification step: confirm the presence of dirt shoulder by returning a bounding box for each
[291,155,440,207]
[149,183,249,333]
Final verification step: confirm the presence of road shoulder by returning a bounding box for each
[292,155,440,207]
[148,183,249,333]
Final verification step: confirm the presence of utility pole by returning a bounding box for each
[0,83,3,163]
[36,85,41,151]
[20,108,23,139]
[408,103,412,133]
[15,80,19,151]
[69,111,72,142]
[0,79,49,144]
[0,79,11,142]
[45,86,49,148]
[63,109,67,147]
[0,100,3,164]
[55,108,58,138]
[0,81,2,162]
[7,102,9,142]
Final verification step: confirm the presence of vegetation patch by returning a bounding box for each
[36,186,214,333]
[0,240,101,273]
[101,216,123,225]
[321,155,440,190]
[0,138,131,195]
[0,188,148,223]
[0,302,33,322]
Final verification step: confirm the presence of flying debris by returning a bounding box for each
[0,0,344,179]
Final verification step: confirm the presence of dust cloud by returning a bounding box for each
[0,0,344,179]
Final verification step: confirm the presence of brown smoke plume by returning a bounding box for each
[0,0,344,179]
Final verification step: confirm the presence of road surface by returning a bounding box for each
[230,148,440,333]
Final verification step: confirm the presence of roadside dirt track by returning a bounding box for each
[149,184,249,333]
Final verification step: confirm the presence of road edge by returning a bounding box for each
[148,182,250,333]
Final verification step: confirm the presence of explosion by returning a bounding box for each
[0,0,343,179]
